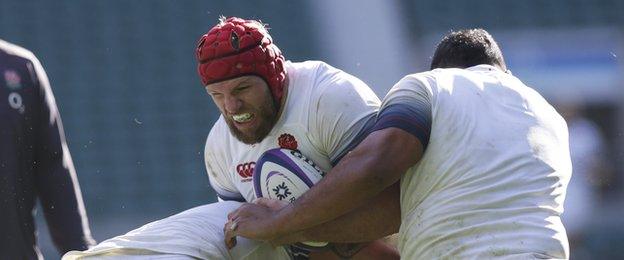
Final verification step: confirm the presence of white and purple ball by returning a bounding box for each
[253,148,328,249]
[253,148,325,202]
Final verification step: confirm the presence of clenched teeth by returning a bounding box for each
[232,113,253,123]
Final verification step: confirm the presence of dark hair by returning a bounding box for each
[430,29,506,71]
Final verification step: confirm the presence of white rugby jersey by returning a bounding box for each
[384,65,571,259]
[204,60,380,203]
[63,201,291,260]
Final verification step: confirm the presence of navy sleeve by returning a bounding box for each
[371,99,432,149]
[32,58,96,253]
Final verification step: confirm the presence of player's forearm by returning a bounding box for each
[277,182,400,244]
[273,128,421,237]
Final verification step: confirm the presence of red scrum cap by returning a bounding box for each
[196,17,287,103]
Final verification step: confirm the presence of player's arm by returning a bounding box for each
[255,182,401,259]
[251,183,400,259]
[271,182,400,245]
[276,127,422,235]
[270,76,432,237]
[31,56,96,253]
[278,183,401,259]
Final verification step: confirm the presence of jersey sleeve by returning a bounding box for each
[309,63,381,165]
[372,74,434,149]
[30,53,96,252]
[204,125,245,202]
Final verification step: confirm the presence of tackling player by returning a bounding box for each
[226,29,572,259]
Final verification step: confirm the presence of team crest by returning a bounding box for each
[278,133,298,150]
[4,70,22,90]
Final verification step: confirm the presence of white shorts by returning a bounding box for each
[63,201,290,260]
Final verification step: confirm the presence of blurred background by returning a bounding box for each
[1,0,622,259]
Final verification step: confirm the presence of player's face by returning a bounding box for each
[206,76,278,144]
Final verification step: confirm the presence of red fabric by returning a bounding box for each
[196,17,286,103]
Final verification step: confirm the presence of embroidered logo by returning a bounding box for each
[8,92,25,114]
[278,133,298,150]
[4,70,22,90]
[236,162,255,181]
[272,182,292,200]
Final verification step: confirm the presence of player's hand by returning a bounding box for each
[224,201,285,249]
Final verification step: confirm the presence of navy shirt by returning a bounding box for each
[0,40,95,259]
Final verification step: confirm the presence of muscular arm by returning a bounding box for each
[264,77,432,238]
[270,127,422,238]
[273,182,401,245]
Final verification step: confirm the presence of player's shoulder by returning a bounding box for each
[284,60,324,96]
[389,70,438,95]
[302,60,370,92]
[0,39,37,63]
[287,59,378,101]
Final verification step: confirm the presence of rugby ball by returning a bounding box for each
[253,148,325,202]
[253,148,328,248]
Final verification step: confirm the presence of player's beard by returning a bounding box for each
[225,98,279,145]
